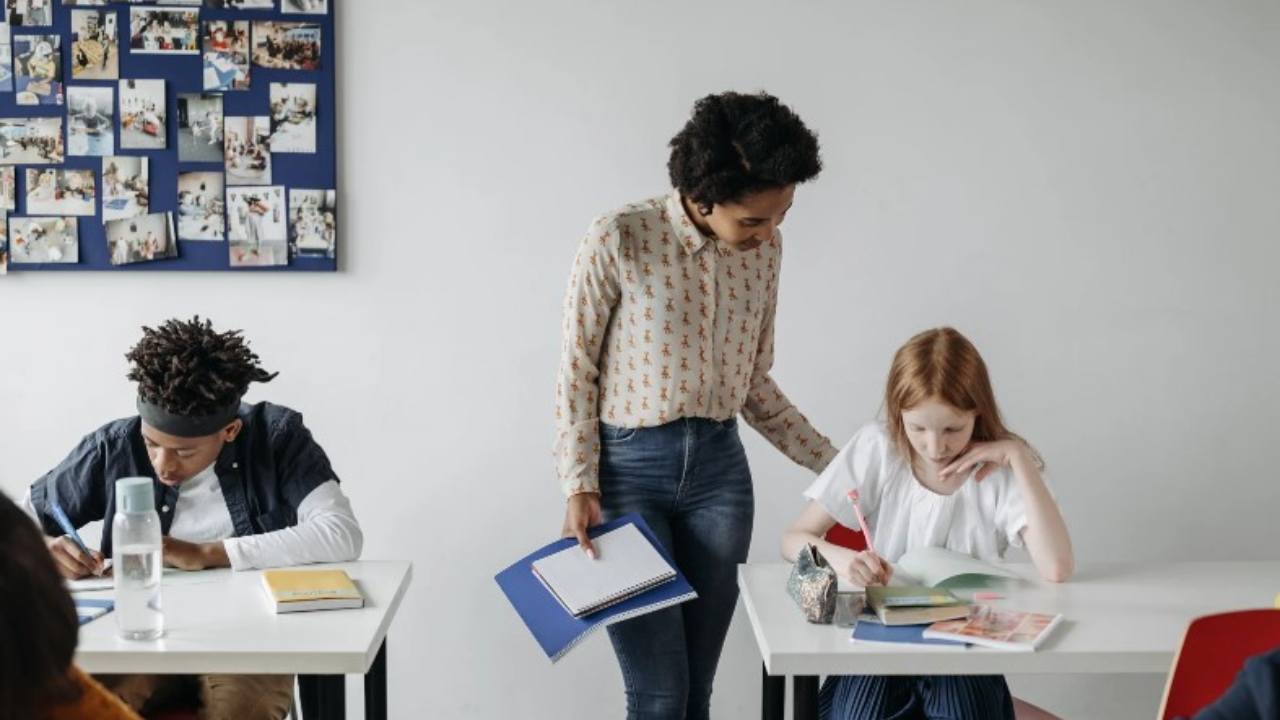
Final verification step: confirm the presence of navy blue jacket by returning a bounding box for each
[1189,646,1280,720]
[29,401,339,558]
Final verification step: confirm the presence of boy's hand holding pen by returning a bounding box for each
[47,502,108,579]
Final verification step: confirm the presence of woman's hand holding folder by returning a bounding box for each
[562,491,603,560]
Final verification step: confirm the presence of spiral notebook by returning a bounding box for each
[531,523,676,618]
[495,514,698,662]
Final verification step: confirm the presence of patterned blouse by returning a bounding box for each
[554,191,837,496]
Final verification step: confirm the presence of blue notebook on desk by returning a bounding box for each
[76,598,114,626]
[852,615,966,648]
[495,513,697,662]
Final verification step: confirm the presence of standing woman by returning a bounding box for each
[555,91,837,719]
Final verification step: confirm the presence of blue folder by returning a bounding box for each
[852,616,966,647]
[495,513,698,662]
[75,598,114,626]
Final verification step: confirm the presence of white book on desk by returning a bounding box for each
[531,523,676,618]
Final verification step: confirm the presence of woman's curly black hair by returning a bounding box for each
[0,493,81,718]
[667,91,822,208]
[125,316,277,416]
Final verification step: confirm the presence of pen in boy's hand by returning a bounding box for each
[50,502,105,576]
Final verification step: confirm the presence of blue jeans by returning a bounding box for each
[599,417,754,720]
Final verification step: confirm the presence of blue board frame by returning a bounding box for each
[2,0,336,272]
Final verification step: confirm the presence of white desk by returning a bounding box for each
[739,561,1280,720]
[74,561,412,720]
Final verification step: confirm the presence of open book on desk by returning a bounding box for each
[837,546,1023,594]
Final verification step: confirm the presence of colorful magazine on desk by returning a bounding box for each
[923,606,1064,651]
[495,513,697,662]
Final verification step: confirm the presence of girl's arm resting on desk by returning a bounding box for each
[1011,452,1074,583]
[781,500,893,586]
[941,441,1074,583]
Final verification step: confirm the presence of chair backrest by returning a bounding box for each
[1159,608,1280,719]
[823,522,867,552]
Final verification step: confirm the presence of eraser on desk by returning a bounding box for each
[973,592,1004,601]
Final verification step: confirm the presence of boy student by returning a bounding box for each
[22,316,363,720]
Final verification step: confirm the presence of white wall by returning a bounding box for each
[3,1,1279,717]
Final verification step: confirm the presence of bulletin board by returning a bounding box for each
[0,0,336,274]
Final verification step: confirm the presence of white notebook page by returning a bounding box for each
[532,524,675,616]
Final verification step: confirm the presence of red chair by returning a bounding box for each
[1159,609,1280,719]
[823,522,867,552]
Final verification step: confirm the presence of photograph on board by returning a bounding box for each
[0,167,13,210]
[120,78,166,150]
[177,171,224,241]
[227,185,286,267]
[6,0,52,26]
[102,156,149,221]
[67,85,115,156]
[252,21,320,70]
[130,7,199,54]
[0,23,12,92]
[13,34,61,105]
[25,169,96,216]
[106,212,178,266]
[177,93,223,162]
[70,9,118,79]
[269,82,315,153]
[0,117,62,164]
[205,0,274,8]
[289,188,335,259]
[282,0,327,13]
[202,20,249,91]
[8,216,77,264]
[223,115,271,185]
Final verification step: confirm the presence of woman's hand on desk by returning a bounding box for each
[162,536,230,571]
[562,491,602,560]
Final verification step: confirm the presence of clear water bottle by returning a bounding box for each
[112,477,164,640]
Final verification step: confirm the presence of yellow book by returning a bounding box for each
[261,569,365,613]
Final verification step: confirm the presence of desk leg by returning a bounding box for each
[793,675,819,720]
[364,639,388,720]
[761,662,784,720]
[299,674,345,720]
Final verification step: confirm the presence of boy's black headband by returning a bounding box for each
[136,397,240,438]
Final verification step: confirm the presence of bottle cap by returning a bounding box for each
[116,477,155,514]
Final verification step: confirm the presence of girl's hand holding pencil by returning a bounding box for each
[840,489,892,585]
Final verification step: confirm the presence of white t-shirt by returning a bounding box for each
[804,422,1034,564]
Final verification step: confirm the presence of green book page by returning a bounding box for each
[893,546,1022,589]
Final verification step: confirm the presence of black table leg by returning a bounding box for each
[364,639,388,720]
[299,674,345,720]
[793,675,819,720]
[761,662,784,720]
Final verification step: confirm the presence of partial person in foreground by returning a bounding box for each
[781,327,1073,720]
[0,490,141,720]
[22,316,362,720]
